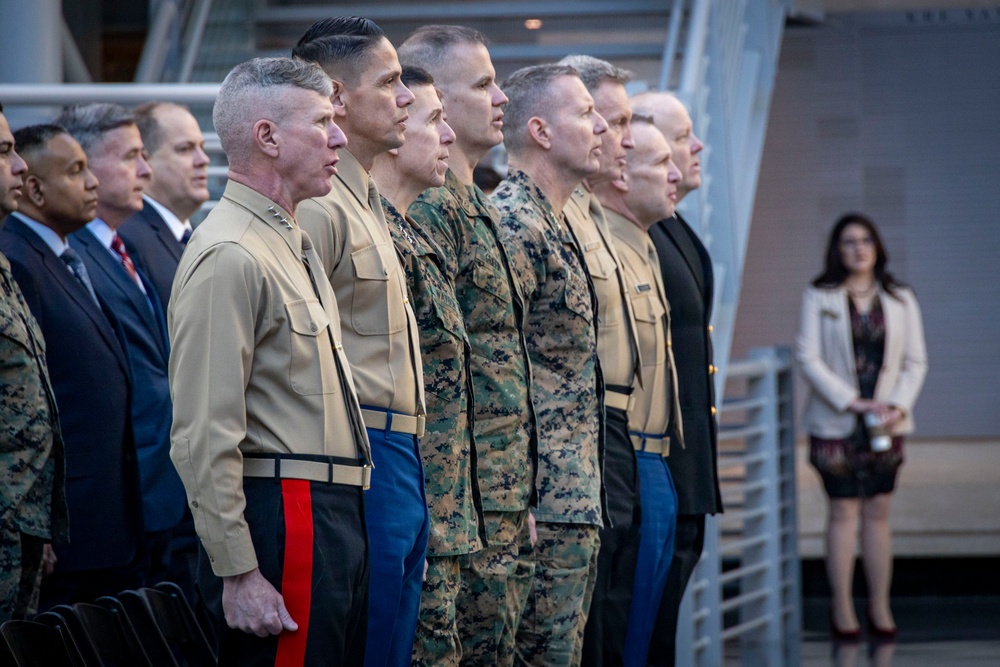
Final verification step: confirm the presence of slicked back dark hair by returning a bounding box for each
[12,124,69,159]
[398,25,489,72]
[292,16,386,84]
[812,212,904,298]
[401,65,434,88]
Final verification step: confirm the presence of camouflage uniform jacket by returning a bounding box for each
[0,252,68,541]
[409,170,536,513]
[384,198,485,556]
[492,170,607,527]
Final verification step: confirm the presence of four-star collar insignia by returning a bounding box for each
[267,205,292,230]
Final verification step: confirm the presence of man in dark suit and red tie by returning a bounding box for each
[57,103,188,591]
[120,102,210,308]
[0,121,144,607]
[629,91,724,666]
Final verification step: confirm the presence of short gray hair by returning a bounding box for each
[558,55,631,93]
[398,25,489,73]
[501,64,578,156]
[55,103,135,152]
[213,57,333,166]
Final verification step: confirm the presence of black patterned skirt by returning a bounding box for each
[809,417,904,498]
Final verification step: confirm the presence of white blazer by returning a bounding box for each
[796,284,928,438]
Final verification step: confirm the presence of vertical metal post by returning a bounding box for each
[179,0,215,82]
[658,0,687,91]
[135,0,181,83]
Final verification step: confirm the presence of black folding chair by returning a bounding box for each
[34,609,99,667]
[96,595,178,667]
[73,601,153,667]
[0,619,79,667]
[142,583,216,666]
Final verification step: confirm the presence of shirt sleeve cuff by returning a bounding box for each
[201,529,258,577]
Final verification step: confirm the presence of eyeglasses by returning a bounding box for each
[839,237,874,249]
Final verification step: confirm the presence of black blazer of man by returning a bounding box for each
[0,216,142,577]
[119,201,185,309]
[71,225,186,535]
[650,213,722,514]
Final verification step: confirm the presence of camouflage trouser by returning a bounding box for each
[413,555,463,667]
[0,525,45,623]
[512,522,601,666]
[454,510,528,667]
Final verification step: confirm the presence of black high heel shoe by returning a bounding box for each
[867,613,898,641]
[830,613,862,642]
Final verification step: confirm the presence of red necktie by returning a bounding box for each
[110,234,139,284]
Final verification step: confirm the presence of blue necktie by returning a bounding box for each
[60,247,99,306]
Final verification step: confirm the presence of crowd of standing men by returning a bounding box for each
[0,15,722,667]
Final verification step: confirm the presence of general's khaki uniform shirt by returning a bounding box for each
[563,187,641,394]
[298,152,424,418]
[606,209,683,453]
[169,180,371,576]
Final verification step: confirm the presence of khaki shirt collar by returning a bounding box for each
[222,180,302,256]
[605,207,649,257]
[334,151,372,212]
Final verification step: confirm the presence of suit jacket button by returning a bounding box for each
[710,406,717,416]
[707,324,714,332]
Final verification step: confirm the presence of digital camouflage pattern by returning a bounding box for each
[385,199,484,557]
[0,253,68,621]
[511,522,600,666]
[492,170,605,527]
[454,509,529,667]
[412,555,463,667]
[409,170,536,512]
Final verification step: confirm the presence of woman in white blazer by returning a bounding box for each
[796,213,927,642]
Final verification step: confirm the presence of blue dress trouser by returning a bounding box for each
[623,451,678,667]
[363,421,430,667]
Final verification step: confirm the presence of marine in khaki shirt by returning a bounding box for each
[169,58,372,661]
[292,21,430,665]
[298,150,425,421]
[171,181,371,573]
[596,116,684,665]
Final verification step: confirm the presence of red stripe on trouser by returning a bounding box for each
[275,479,314,667]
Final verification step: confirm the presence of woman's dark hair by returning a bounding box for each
[812,212,904,297]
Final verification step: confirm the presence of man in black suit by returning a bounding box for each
[56,103,188,590]
[120,102,210,308]
[0,122,144,607]
[630,91,724,666]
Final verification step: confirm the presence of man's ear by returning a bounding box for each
[330,80,348,118]
[24,174,44,207]
[527,117,551,150]
[253,119,280,158]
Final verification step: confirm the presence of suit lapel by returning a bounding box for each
[879,288,903,370]
[143,206,185,262]
[829,287,856,378]
[664,214,708,302]
[71,228,163,342]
